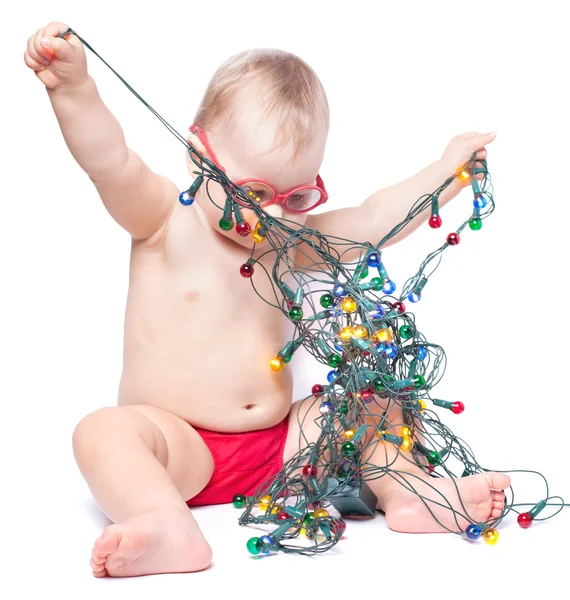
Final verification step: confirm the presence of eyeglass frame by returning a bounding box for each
[188,124,329,214]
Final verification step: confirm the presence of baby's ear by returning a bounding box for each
[187,130,207,155]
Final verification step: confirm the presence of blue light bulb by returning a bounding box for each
[382,278,396,294]
[408,292,421,303]
[333,284,347,298]
[384,344,398,359]
[367,252,380,267]
[465,524,482,540]
[473,195,487,209]
[416,347,428,360]
[319,401,335,414]
[327,370,338,383]
[260,535,276,553]
[179,190,194,206]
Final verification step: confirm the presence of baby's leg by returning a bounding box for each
[362,400,510,533]
[72,405,214,577]
[285,397,510,534]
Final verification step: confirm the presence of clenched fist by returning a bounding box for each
[24,21,88,92]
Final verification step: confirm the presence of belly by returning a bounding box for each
[117,273,294,432]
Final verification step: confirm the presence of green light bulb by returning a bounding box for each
[327,354,342,368]
[289,306,303,321]
[342,441,357,457]
[232,494,246,508]
[469,218,482,231]
[247,537,264,555]
[219,218,234,231]
[320,293,334,308]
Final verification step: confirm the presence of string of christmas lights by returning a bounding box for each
[57,27,568,557]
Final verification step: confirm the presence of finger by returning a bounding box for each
[28,34,50,65]
[23,49,46,71]
[38,35,76,63]
[475,149,487,159]
[43,21,72,35]
[475,131,496,148]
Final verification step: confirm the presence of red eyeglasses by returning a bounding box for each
[189,124,328,214]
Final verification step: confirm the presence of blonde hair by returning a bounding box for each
[194,48,329,159]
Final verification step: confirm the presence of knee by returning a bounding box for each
[72,406,153,457]
[72,407,119,455]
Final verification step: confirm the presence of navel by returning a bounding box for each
[184,289,200,303]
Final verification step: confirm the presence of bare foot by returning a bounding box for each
[381,471,511,534]
[90,507,212,577]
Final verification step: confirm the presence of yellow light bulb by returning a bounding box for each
[418,399,426,413]
[483,528,499,545]
[270,356,285,372]
[352,325,368,339]
[401,426,411,438]
[339,326,353,342]
[458,169,470,180]
[376,429,391,438]
[271,504,283,514]
[344,429,355,439]
[375,328,393,343]
[252,230,266,243]
[401,437,414,452]
[313,509,329,518]
[341,297,357,313]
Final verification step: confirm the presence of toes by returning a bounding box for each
[484,472,511,492]
[94,526,122,558]
[90,557,107,577]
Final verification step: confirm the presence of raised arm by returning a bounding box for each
[304,132,495,261]
[27,22,176,241]
[47,75,177,241]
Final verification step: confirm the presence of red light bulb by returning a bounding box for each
[393,301,406,314]
[517,512,533,529]
[451,401,465,414]
[429,215,442,229]
[240,263,254,278]
[277,510,290,521]
[312,384,324,395]
[236,221,252,237]
[447,232,460,246]
[360,387,374,400]
[303,465,317,478]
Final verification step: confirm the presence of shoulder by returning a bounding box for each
[133,179,206,252]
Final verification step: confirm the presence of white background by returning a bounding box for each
[3,1,569,598]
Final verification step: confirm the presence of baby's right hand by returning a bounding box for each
[24,22,88,92]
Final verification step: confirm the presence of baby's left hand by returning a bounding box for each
[440,131,496,183]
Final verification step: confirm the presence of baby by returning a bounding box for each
[25,21,509,577]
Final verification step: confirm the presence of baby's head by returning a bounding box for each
[186,48,329,247]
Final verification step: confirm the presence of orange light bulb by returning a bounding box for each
[352,325,368,339]
[270,356,285,372]
[341,297,357,313]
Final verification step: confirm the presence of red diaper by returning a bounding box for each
[186,418,289,507]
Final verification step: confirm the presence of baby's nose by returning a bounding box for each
[262,204,284,220]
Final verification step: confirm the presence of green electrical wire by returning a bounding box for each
[57,27,568,556]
